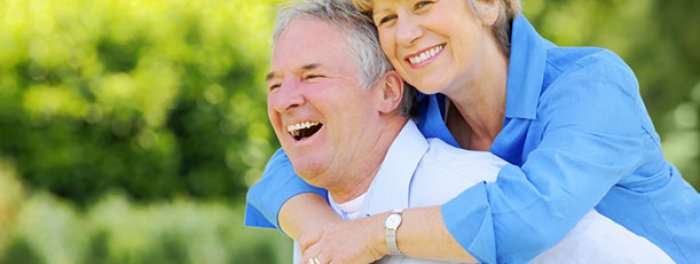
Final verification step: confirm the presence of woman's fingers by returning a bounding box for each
[301,242,329,264]
[299,229,324,254]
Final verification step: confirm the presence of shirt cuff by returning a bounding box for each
[244,203,276,229]
[245,177,328,234]
[441,182,496,264]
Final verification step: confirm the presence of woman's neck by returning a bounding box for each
[443,45,508,151]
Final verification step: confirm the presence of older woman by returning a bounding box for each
[245,0,700,263]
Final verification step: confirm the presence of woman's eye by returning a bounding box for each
[376,14,396,26]
[414,1,434,10]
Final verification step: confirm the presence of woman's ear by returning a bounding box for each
[473,0,500,26]
[373,70,404,114]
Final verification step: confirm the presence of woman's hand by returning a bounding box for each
[300,207,476,263]
[279,193,342,239]
[299,213,389,264]
[281,196,475,263]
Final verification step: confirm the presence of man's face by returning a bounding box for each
[266,18,381,187]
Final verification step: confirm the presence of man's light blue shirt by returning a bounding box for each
[245,15,700,263]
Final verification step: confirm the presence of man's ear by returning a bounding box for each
[373,70,404,114]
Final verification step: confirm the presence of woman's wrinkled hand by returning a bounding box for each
[298,213,389,264]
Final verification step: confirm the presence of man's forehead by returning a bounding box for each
[268,19,353,79]
[276,19,342,49]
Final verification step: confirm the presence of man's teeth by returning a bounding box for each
[287,122,320,136]
[409,45,444,65]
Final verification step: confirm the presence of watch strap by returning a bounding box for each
[385,208,404,255]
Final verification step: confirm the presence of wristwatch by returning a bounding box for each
[385,208,404,255]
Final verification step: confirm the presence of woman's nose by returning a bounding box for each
[396,16,423,46]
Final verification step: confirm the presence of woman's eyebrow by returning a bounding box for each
[373,8,389,17]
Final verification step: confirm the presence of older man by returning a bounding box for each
[256,1,673,263]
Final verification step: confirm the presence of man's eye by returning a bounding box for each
[304,74,324,80]
[268,84,280,91]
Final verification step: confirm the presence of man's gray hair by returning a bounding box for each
[273,0,417,117]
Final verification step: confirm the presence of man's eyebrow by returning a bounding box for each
[265,71,276,82]
[301,63,320,71]
[265,63,321,82]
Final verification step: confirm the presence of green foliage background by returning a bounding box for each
[0,0,280,205]
[0,0,698,263]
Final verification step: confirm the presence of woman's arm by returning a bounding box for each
[396,207,475,261]
[279,193,341,239]
[299,98,644,264]
[300,207,478,264]
[302,56,655,263]
[244,148,341,238]
[440,60,653,263]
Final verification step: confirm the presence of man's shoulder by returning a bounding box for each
[422,138,506,169]
[407,138,506,206]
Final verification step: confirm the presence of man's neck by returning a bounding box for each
[328,117,408,204]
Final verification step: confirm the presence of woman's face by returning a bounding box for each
[372,0,493,95]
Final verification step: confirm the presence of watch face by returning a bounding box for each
[386,214,401,228]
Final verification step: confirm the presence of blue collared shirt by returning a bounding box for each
[311,121,671,264]
[245,15,700,264]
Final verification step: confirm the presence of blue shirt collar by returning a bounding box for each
[505,15,554,119]
[416,16,554,142]
[416,94,461,147]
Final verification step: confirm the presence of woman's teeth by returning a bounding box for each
[408,45,444,65]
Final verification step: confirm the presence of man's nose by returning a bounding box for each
[271,79,306,112]
[396,15,423,47]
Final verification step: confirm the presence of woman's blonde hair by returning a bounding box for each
[351,0,521,55]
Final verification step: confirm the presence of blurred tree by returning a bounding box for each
[0,0,283,205]
[0,238,44,264]
[653,0,700,187]
[523,0,700,187]
[1,192,292,264]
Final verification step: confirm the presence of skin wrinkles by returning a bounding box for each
[267,17,405,204]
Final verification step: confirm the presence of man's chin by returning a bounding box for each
[293,166,330,188]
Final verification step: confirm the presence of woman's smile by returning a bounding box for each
[374,0,494,95]
[405,43,446,68]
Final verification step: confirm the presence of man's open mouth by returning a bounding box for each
[287,121,323,141]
